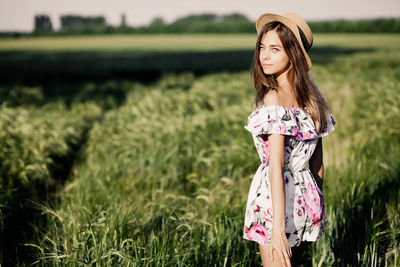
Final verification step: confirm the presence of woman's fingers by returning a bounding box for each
[282,237,292,258]
[283,242,292,266]
[283,249,292,267]
[287,246,292,257]
[278,238,291,266]
[277,249,291,267]
[278,249,287,267]
[267,236,292,266]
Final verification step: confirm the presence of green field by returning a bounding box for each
[0,34,256,51]
[0,34,399,266]
[0,33,399,51]
[1,34,399,87]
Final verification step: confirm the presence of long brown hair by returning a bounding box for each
[250,21,329,133]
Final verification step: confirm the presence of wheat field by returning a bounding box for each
[0,34,399,266]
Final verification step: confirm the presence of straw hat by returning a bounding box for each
[255,13,313,70]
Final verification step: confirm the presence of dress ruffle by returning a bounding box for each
[244,105,336,141]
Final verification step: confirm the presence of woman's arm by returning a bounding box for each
[268,133,286,232]
[309,137,324,191]
[263,92,292,265]
[263,91,288,233]
[267,133,292,265]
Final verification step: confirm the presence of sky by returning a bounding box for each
[0,0,399,32]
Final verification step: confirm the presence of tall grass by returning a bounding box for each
[0,100,102,264]
[30,72,262,265]
[33,58,399,266]
[3,34,399,266]
[310,43,400,266]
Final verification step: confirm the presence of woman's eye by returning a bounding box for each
[273,48,279,52]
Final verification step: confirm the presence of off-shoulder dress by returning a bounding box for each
[243,104,336,247]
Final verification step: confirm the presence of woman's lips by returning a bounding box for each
[262,64,272,67]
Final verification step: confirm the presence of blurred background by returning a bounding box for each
[0,0,399,266]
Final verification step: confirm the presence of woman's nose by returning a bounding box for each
[261,50,270,60]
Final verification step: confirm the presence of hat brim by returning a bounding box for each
[256,13,312,70]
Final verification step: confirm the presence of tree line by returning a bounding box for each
[1,12,399,37]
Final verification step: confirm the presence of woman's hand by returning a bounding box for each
[268,229,292,267]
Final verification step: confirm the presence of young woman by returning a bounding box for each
[242,13,336,267]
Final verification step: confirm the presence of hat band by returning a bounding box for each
[297,26,312,52]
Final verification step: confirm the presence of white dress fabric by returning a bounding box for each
[243,104,336,247]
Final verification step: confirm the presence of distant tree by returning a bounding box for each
[34,14,53,32]
[149,17,166,33]
[60,15,106,31]
[221,13,249,22]
[218,13,253,33]
[309,18,400,33]
[173,13,218,25]
[121,13,126,27]
[166,12,253,33]
[26,12,400,36]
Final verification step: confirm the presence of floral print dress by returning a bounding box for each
[243,104,336,247]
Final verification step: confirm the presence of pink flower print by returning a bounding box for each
[263,208,273,224]
[296,132,303,141]
[263,138,270,162]
[289,108,296,117]
[297,209,302,216]
[276,125,286,134]
[303,183,324,225]
[246,222,270,245]
[255,205,260,212]
[244,226,249,233]
[311,132,318,138]
[296,197,306,217]
[296,197,306,216]
[292,125,298,136]
[302,132,309,139]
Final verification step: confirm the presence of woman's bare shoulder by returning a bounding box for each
[263,90,280,106]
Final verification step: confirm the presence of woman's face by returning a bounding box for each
[259,29,290,77]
